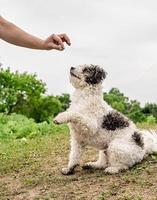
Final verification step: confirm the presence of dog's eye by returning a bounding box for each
[83,68,91,73]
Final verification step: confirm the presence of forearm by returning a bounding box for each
[0,17,44,49]
[54,111,97,131]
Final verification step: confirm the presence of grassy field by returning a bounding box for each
[0,122,157,200]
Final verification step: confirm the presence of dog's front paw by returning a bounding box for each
[61,167,75,175]
[53,113,67,125]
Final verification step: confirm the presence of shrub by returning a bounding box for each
[145,115,156,125]
[0,113,68,140]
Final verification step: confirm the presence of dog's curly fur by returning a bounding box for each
[54,64,157,175]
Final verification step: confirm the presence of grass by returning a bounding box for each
[0,122,157,199]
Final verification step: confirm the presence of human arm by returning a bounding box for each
[0,16,71,50]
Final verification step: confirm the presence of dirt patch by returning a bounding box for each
[1,134,157,200]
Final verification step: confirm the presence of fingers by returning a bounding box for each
[48,43,63,51]
[51,34,65,49]
[58,34,71,46]
[44,33,71,51]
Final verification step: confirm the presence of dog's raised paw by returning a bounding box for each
[53,119,61,125]
[53,114,64,124]
[53,112,68,125]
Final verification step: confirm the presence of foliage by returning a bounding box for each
[0,67,157,124]
[15,95,62,122]
[0,67,45,114]
[127,100,146,123]
[56,93,71,111]
[104,88,157,124]
[145,115,156,124]
[0,67,62,122]
[0,113,68,140]
[142,103,157,120]
[104,88,130,114]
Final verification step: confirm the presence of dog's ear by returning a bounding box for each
[84,65,107,85]
[94,66,107,84]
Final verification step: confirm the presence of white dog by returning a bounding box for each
[54,64,157,175]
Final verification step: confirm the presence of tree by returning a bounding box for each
[1,66,156,124]
[103,88,130,114]
[17,95,62,122]
[127,100,146,123]
[103,88,150,123]
[0,67,62,122]
[0,67,46,114]
[142,103,157,121]
[56,93,70,111]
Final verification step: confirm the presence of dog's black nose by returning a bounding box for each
[70,67,75,71]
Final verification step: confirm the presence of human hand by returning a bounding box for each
[42,33,71,51]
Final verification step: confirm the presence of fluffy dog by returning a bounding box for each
[54,64,157,175]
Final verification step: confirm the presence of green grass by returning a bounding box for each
[0,115,157,199]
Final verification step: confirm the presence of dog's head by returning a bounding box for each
[70,64,107,89]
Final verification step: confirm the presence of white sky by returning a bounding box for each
[1,0,157,105]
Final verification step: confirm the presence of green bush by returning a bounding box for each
[0,113,68,140]
[16,95,62,122]
[142,103,157,121]
[145,115,156,125]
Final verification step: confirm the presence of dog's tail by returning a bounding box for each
[142,130,157,154]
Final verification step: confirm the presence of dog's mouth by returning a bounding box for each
[70,71,81,79]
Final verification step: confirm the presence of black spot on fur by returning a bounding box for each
[102,112,129,131]
[83,65,107,85]
[132,131,144,148]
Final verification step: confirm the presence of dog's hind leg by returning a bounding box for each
[104,139,145,174]
[83,150,107,170]
[61,137,83,175]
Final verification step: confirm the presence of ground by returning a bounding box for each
[0,126,157,200]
